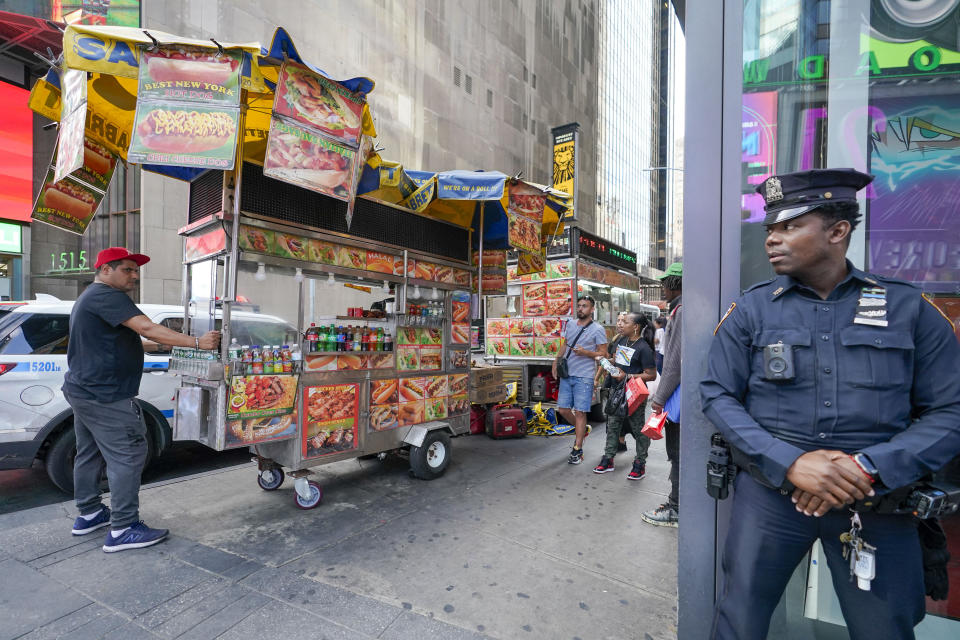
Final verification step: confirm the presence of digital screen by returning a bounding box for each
[741,91,778,223]
[0,82,34,223]
[868,95,960,292]
[576,229,637,273]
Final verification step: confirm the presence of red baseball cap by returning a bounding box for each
[94,247,151,269]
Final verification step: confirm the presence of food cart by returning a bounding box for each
[171,170,476,508]
[482,228,657,405]
[27,24,481,509]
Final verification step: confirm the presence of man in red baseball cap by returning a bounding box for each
[64,247,220,552]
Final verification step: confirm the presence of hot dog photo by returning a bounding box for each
[448,374,469,395]
[546,282,573,300]
[370,404,399,431]
[399,377,426,402]
[32,167,102,234]
[133,106,239,154]
[71,139,117,191]
[140,47,241,100]
[424,375,448,399]
[451,323,470,344]
[452,301,471,323]
[371,379,399,405]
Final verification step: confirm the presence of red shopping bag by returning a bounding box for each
[642,410,667,440]
[626,377,649,415]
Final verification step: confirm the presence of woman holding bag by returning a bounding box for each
[593,311,657,480]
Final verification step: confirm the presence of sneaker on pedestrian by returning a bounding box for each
[641,503,678,528]
[616,440,628,453]
[568,448,584,465]
[627,460,646,481]
[102,521,169,552]
[71,507,111,536]
[593,456,615,474]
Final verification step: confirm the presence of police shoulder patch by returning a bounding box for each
[714,302,737,335]
[922,295,955,329]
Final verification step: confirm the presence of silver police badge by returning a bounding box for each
[765,177,783,202]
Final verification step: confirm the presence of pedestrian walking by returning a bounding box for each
[700,169,960,639]
[552,295,608,465]
[641,263,683,527]
[65,247,221,552]
[593,311,657,479]
[653,316,666,374]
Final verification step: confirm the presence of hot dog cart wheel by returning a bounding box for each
[294,480,324,509]
[409,430,452,480]
[257,468,285,491]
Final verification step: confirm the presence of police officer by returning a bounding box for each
[700,169,960,639]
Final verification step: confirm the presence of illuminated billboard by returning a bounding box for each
[0,82,34,223]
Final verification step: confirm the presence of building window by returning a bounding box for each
[487,89,493,107]
[532,73,537,89]
[523,113,528,130]
[531,119,536,135]
[465,74,472,94]
[454,66,461,87]
[523,65,528,82]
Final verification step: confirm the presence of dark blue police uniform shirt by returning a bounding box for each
[700,262,960,491]
[63,282,145,404]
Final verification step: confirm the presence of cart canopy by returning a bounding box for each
[357,161,570,249]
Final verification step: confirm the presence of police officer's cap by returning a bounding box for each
[756,169,873,226]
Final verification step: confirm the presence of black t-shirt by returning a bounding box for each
[63,283,145,403]
[607,335,656,376]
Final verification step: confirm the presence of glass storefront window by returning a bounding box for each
[740,0,960,635]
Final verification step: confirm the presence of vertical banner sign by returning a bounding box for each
[54,69,88,183]
[265,60,368,226]
[128,46,243,169]
[551,123,579,219]
[32,139,119,235]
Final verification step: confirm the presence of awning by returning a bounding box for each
[357,162,570,249]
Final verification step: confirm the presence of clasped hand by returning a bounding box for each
[786,450,875,517]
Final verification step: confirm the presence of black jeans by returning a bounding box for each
[665,418,679,509]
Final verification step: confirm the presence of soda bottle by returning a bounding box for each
[272,346,282,373]
[306,323,318,352]
[281,345,292,373]
[384,331,393,352]
[251,345,263,374]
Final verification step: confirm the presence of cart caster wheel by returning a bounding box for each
[409,430,451,480]
[294,480,323,509]
[257,468,284,491]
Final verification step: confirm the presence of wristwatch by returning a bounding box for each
[851,452,880,484]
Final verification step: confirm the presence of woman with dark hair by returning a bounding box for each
[593,311,657,480]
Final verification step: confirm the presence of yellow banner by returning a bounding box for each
[401,176,436,213]
[552,139,575,200]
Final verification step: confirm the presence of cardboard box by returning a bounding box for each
[470,383,509,404]
[470,367,504,388]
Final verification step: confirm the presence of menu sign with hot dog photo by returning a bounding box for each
[33,137,119,235]
[128,103,241,169]
[128,46,243,170]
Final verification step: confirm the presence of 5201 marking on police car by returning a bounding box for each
[30,362,62,372]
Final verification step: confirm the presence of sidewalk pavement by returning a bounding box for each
[0,425,678,640]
